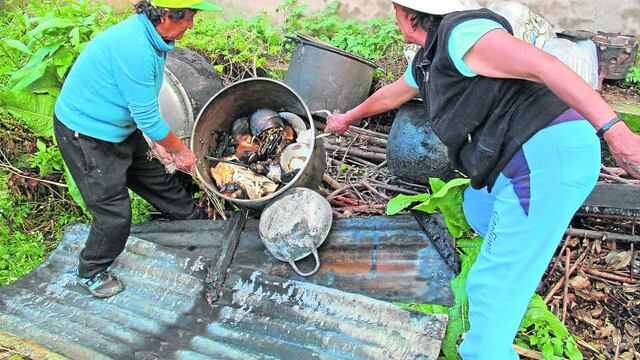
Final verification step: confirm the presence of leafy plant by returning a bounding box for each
[130,192,152,225]
[0,173,47,285]
[29,139,63,176]
[517,295,583,360]
[387,178,471,238]
[626,66,640,84]
[390,178,582,359]
[2,0,118,95]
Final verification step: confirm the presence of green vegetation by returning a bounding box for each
[0,1,591,357]
[0,0,403,286]
[390,178,582,360]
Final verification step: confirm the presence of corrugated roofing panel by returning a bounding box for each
[0,216,451,359]
[230,216,455,306]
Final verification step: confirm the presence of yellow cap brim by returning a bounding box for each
[188,0,221,11]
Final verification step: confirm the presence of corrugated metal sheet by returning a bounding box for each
[0,215,452,359]
[229,216,455,306]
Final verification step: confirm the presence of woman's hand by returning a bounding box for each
[606,126,640,179]
[325,113,353,134]
[171,144,197,173]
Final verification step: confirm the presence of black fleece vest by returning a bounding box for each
[412,9,568,190]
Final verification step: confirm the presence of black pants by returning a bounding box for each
[54,116,206,278]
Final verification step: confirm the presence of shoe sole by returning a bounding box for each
[76,278,125,299]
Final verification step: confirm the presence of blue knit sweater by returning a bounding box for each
[54,14,173,143]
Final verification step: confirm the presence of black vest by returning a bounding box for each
[412,9,568,190]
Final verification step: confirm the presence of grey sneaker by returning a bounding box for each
[77,271,125,298]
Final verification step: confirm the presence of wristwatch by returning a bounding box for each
[596,115,623,138]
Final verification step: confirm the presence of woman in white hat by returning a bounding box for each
[326,1,640,358]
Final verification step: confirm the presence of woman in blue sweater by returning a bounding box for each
[327,0,640,358]
[54,0,220,298]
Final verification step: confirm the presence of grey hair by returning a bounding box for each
[135,1,194,26]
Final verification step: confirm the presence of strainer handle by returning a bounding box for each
[289,249,321,277]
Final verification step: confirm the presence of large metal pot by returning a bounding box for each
[387,101,455,183]
[283,33,377,114]
[191,78,327,210]
[159,48,224,139]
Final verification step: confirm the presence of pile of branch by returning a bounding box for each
[315,116,429,218]
[540,215,640,358]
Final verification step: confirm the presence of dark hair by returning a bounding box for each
[400,5,443,33]
[135,1,194,25]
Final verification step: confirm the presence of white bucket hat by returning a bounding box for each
[393,0,481,15]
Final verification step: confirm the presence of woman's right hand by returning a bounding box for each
[172,144,197,174]
[325,113,353,134]
[606,126,640,179]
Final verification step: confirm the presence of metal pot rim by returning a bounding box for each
[288,33,379,69]
[191,77,318,206]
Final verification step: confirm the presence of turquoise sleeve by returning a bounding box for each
[448,19,506,77]
[404,63,419,88]
[111,41,170,141]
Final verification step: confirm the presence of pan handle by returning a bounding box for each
[288,249,321,277]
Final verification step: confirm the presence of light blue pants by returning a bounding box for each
[458,119,601,359]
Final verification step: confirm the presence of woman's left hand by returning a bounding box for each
[606,127,640,179]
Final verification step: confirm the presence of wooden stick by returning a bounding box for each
[356,144,387,154]
[324,143,386,162]
[394,178,430,190]
[323,172,344,191]
[562,249,571,324]
[327,198,350,208]
[331,196,362,207]
[548,237,571,277]
[375,160,388,169]
[601,165,628,177]
[574,212,640,221]
[368,178,421,195]
[630,242,635,282]
[576,338,600,354]
[513,344,542,359]
[361,180,390,202]
[315,120,389,140]
[565,228,640,244]
[582,268,637,284]
[333,204,386,213]
[599,173,640,185]
[0,163,68,188]
[347,155,378,167]
[544,249,589,304]
[332,210,348,219]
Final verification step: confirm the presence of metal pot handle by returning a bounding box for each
[312,110,332,118]
[288,249,321,277]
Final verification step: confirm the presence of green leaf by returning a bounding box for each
[28,18,76,37]
[26,65,62,96]
[52,48,74,80]
[63,163,85,208]
[0,90,55,137]
[413,178,470,238]
[36,140,46,152]
[565,338,583,360]
[4,39,32,55]
[82,12,97,26]
[69,27,80,48]
[520,295,570,338]
[541,341,555,359]
[386,192,431,215]
[9,62,48,91]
